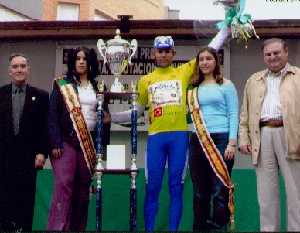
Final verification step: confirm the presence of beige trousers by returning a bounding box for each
[256,127,300,231]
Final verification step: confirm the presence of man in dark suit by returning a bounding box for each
[0,53,49,231]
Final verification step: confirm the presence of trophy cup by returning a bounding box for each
[97,29,137,92]
[95,29,139,231]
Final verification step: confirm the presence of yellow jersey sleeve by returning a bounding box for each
[176,58,196,85]
[137,75,148,106]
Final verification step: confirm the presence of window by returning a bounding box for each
[56,3,79,21]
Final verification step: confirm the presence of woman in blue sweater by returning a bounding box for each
[188,46,238,231]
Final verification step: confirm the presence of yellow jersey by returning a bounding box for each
[137,59,196,134]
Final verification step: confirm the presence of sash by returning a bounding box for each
[187,86,235,227]
[55,77,97,175]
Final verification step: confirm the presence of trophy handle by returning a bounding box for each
[97,79,105,93]
[97,39,108,64]
[128,39,138,65]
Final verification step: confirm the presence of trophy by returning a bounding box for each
[97,29,138,92]
[95,29,139,231]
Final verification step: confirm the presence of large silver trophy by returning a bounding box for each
[95,29,139,231]
[97,29,138,92]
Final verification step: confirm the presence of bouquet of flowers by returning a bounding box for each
[214,0,259,45]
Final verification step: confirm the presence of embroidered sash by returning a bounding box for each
[187,86,235,227]
[55,77,97,175]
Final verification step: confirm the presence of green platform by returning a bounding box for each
[33,169,287,231]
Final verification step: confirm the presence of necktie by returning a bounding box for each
[13,87,23,135]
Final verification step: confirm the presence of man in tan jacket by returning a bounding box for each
[239,38,300,231]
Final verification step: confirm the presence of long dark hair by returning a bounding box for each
[66,46,99,89]
[190,46,223,86]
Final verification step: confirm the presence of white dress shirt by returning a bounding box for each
[260,65,287,121]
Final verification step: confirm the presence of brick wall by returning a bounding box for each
[42,0,55,20]
[42,0,166,20]
[42,0,90,20]
[91,0,166,19]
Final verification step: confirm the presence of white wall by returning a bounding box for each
[0,5,30,21]
[0,0,42,20]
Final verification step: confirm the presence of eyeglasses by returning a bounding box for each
[11,64,27,69]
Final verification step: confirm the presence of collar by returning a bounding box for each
[255,63,296,81]
[12,82,27,94]
[154,65,174,74]
[267,63,288,78]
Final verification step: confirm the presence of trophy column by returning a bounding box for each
[130,82,138,231]
[95,82,105,232]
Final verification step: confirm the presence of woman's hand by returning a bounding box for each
[103,111,111,124]
[224,144,236,160]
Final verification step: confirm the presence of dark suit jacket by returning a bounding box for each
[48,76,110,151]
[0,83,49,203]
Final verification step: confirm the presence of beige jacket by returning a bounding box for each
[239,64,300,165]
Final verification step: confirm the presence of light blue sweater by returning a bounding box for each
[193,81,239,140]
